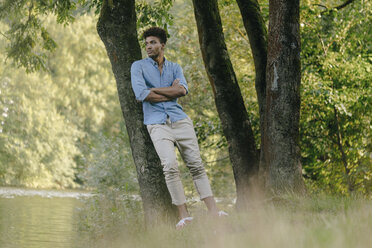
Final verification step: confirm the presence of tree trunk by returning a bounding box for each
[96,0,177,226]
[263,0,304,193]
[333,106,353,192]
[235,0,268,183]
[192,0,259,209]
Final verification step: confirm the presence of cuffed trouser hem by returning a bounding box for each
[166,180,187,206]
[194,177,213,201]
[200,195,214,201]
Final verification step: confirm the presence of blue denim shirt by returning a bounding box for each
[130,57,189,125]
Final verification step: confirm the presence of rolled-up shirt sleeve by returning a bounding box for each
[175,64,189,95]
[131,62,151,102]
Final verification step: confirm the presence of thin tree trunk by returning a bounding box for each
[192,0,259,209]
[263,0,304,193]
[96,0,176,226]
[333,106,353,192]
[235,0,268,183]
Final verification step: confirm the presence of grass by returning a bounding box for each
[77,193,372,248]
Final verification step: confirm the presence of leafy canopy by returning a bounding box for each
[0,0,174,72]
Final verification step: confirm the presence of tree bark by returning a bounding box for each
[96,0,177,226]
[192,0,259,209]
[263,0,304,193]
[235,0,268,182]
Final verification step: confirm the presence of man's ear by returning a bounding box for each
[161,43,165,50]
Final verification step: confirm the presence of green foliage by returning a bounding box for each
[300,0,372,194]
[42,14,138,191]
[80,0,103,15]
[0,0,81,72]
[0,14,138,189]
[0,0,175,71]
[136,0,174,34]
[80,125,138,193]
[0,54,83,187]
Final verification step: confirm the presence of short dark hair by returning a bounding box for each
[142,27,167,44]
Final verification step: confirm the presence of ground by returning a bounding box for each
[78,193,372,248]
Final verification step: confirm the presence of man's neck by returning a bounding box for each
[151,54,165,66]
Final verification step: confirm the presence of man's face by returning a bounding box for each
[145,36,164,59]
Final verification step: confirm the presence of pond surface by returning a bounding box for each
[0,187,91,248]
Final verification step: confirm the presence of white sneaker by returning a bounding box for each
[217,210,228,217]
[175,217,193,230]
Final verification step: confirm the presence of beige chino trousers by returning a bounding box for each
[146,116,213,205]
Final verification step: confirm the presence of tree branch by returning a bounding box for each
[0,31,10,40]
[236,26,249,43]
[319,0,355,13]
[335,0,354,10]
[313,4,327,9]
[205,155,229,164]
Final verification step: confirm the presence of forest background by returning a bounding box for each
[0,0,371,198]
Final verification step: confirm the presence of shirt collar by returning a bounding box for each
[147,57,169,67]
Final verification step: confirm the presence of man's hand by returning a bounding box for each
[172,78,180,86]
[171,79,187,96]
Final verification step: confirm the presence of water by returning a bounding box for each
[0,187,91,248]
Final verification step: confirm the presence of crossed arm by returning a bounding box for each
[145,79,187,103]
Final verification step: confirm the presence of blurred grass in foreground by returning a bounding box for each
[77,193,372,248]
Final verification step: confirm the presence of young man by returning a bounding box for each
[130,27,227,229]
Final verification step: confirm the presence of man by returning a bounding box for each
[130,27,227,229]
